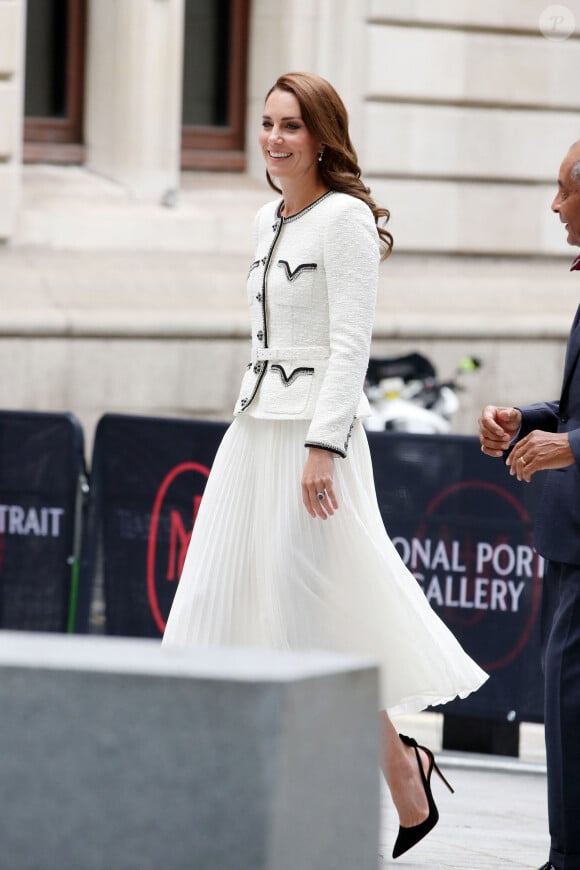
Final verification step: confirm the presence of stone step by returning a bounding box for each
[1,242,577,339]
[8,166,576,340]
[12,166,268,255]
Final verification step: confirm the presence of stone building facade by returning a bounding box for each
[1,0,579,440]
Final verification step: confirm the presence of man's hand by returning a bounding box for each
[478,405,522,457]
[506,430,575,482]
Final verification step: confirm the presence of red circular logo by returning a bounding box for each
[147,461,210,633]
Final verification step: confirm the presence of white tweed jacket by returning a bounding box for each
[233,190,380,457]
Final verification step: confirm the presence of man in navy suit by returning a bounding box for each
[479,140,580,870]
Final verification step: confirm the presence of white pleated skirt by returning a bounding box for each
[162,416,488,714]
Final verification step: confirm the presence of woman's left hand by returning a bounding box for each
[301,447,339,519]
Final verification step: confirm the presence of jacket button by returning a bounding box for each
[256,293,262,302]
[240,398,248,407]
[561,415,569,424]
[257,331,264,340]
[253,363,262,374]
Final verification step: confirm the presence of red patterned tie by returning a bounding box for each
[571,254,580,271]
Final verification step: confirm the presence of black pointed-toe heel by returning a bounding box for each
[392,733,454,860]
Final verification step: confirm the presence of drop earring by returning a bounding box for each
[318,150,324,163]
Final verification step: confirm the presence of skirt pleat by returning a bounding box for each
[163,416,488,714]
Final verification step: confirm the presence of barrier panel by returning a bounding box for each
[367,431,545,724]
[0,410,88,632]
[87,413,228,638]
[89,414,545,721]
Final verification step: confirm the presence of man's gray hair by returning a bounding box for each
[570,140,580,186]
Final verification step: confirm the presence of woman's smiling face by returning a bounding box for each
[259,89,323,184]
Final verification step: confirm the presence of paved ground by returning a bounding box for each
[379,713,549,868]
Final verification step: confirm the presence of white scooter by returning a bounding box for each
[363,352,481,434]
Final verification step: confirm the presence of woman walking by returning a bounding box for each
[163,71,487,859]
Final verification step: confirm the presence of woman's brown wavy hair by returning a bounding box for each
[264,72,393,259]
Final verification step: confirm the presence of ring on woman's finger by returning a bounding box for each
[519,456,527,465]
[317,491,326,501]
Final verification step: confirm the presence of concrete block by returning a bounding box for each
[369,178,570,255]
[61,337,243,417]
[179,339,250,413]
[13,189,260,255]
[0,632,380,870]
[0,337,68,409]
[0,84,18,158]
[0,165,20,239]
[96,339,183,409]
[0,1,20,76]
[368,0,568,32]
[364,103,580,183]
[367,24,580,109]
[494,338,567,407]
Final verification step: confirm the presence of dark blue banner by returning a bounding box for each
[89,414,545,721]
[88,414,227,638]
[368,432,545,723]
[0,410,87,632]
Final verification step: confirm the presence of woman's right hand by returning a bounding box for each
[301,447,339,519]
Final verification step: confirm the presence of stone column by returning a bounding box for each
[0,0,25,239]
[84,0,185,200]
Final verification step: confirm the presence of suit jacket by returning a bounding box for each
[518,303,580,564]
[233,191,380,457]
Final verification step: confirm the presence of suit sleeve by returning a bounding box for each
[516,305,580,466]
[517,401,560,437]
[517,401,580,467]
[304,200,379,457]
[568,428,580,465]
